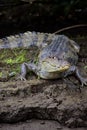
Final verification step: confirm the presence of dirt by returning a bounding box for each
[0,119,87,130]
[0,37,87,129]
[0,66,87,128]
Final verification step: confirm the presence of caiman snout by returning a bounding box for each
[42,57,70,72]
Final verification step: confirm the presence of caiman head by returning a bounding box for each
[41,57,70,73]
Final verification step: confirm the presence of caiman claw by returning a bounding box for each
[80,77,87,87]
[19,75,27,81]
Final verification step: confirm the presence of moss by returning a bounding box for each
[84,66,87,69]
[0,48,38,78]
[0,49,27,64]
[0,49,28,75]
[0,72,3,78]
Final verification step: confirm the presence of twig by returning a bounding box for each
[54,24,87,34]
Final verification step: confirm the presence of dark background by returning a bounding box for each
[0,0,87,37]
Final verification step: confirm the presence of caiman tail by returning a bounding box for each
[0,31,54,49]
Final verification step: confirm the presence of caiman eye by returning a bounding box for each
[53,57,56,59]
[48,56,56,59]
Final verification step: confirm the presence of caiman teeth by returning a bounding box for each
[59,65,70,71]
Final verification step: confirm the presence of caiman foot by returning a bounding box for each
[17,74,26,81]
[19,75,27,81]
[20,62,38,81]
[79,77,87,87]
[64,65,87,87]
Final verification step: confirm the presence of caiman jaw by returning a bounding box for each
[57,65,70,72]
[42,58,70,72]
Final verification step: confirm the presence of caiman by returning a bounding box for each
[0,31,87,86]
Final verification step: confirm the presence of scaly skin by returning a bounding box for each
[20,34,87,86]
[0,31,54,49]
[0,31,87,86]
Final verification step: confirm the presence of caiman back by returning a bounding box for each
[0,31,55,49]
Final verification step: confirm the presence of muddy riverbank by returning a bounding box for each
[0,119,87,130]
[0,37,87,129]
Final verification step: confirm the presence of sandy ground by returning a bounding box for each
[0,120,87,130]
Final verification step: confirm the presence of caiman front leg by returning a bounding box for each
[20,62,38,81]
[64,66,87,86]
